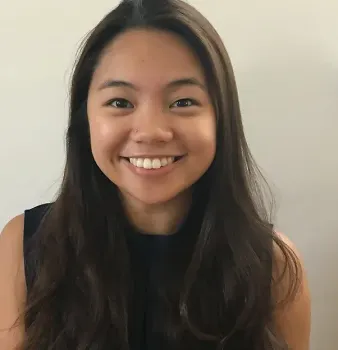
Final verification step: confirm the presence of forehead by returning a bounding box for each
[91,28,206,87]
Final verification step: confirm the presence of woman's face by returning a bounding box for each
[87,28,216,206]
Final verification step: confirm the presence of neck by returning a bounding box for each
[121,190,192,235]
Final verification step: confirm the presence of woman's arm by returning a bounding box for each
[0,215,26,350]
[273,233,311,350]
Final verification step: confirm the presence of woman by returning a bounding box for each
[0,0,311,349]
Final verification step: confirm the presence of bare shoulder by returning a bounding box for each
[272,231,311,350]
[0,215,26,349]
[0,214,25,268]
[274,232,300,261]
[0,214,25,273]
[1,214,24,239]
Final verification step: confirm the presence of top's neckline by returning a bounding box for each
[125,199,201,241]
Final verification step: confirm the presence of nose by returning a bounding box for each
[131,109,174,144]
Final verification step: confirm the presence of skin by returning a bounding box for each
[87,29,216,234]
[0,29,311,349]
[273,234,311,350]
[0,215,25,350]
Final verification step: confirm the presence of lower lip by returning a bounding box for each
[121,157,184,177]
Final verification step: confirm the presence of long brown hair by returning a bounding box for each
[22,0,299,349]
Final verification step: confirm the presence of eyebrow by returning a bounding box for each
[97,77,207,92]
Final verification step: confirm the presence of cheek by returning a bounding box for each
[88,118,122,159]
[185,119,216,158]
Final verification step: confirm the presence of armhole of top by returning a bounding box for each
[23,204,51,292]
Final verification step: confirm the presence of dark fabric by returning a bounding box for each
[23,203,201,350]
[124,205,202,350]
[23,203,272,349]
[23,203,51,293]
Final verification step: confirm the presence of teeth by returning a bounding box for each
[129,157,175,169]
[160,157,168,166]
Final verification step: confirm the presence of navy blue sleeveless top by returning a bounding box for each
[23,203,201,350]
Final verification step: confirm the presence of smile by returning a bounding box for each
[121,156,184,170]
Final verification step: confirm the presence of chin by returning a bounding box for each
[130,192,179,206]
[121,186,192,207]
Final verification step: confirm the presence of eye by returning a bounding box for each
[107,98,134,109]
[170,98,199,108]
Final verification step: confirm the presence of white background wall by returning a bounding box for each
[0,1,337,348]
